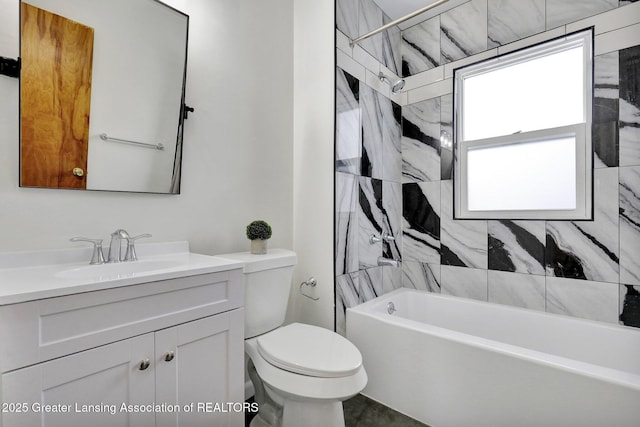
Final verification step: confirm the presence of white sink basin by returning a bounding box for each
[54,259,185,280]
[0,241,245,305]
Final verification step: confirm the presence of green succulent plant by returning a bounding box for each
[246,220,272,240]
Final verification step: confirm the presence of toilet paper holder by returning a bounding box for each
[299,277,320,301]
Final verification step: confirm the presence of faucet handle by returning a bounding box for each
[124,234,152,262]
[382,232,395,242]
[70,237,106,265]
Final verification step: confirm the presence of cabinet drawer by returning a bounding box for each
[0,269,242,373]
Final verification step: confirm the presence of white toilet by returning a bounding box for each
[219,249,367,427]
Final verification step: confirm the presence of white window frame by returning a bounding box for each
[453,29,593,220]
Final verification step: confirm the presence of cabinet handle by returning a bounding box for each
[139,358,151,370]
[164,351,175,362]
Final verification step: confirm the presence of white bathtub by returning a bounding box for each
[346,288,640,427]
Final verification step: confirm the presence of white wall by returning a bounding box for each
[0,0,294,256]
[0,0,339,330]
[290,0,335,329]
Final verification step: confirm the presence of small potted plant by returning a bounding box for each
[246,220,272,254]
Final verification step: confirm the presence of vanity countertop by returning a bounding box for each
[0,241,244,305]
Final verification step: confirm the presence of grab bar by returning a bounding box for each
[99,133,164,150]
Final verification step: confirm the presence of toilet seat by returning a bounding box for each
[257,323,362,378]
[245,336,368,401]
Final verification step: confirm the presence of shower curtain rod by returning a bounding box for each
[349,0,450,47]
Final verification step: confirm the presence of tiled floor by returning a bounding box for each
[344,394,429,427]
[245,394,429,427]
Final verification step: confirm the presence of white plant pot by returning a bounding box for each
[250,239,267,255]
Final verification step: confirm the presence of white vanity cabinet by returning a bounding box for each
[2,333,157,427]
[0,267,244,427]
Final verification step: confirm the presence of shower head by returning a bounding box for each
[378,72,405,94]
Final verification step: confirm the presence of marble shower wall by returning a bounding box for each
[335,0,404,336]
[398,1,640,330]
[337,0,402,77]
[335,66,403,335]
[401,0,621,77]
[336,0,640,334]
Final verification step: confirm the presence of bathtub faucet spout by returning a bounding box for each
[377,256,401,268]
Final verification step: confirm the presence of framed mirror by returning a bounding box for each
[19,0,189,194]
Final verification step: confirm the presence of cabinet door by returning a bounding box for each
[155,309,244,427]
[1,334,155,427]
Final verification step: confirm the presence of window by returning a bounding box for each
[453,29,593,220]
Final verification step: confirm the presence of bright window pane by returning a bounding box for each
[463,46,585,141]
[467,137,576,211]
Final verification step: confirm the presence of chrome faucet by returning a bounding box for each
[107,229,130,263]
[71,230,151,264]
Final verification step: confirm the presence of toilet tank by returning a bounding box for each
[217,249,297,338]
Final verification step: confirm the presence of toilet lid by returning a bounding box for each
[257,323,362,378]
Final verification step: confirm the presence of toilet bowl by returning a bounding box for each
[247,323,367,427]
[217,249,367,427]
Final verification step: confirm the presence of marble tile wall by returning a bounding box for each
[395,46,640,329]
[336,0,640,333]
[335,0,404,336]
[402,0,624,77]
[337,0,402,77]
[335,66,403,335]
